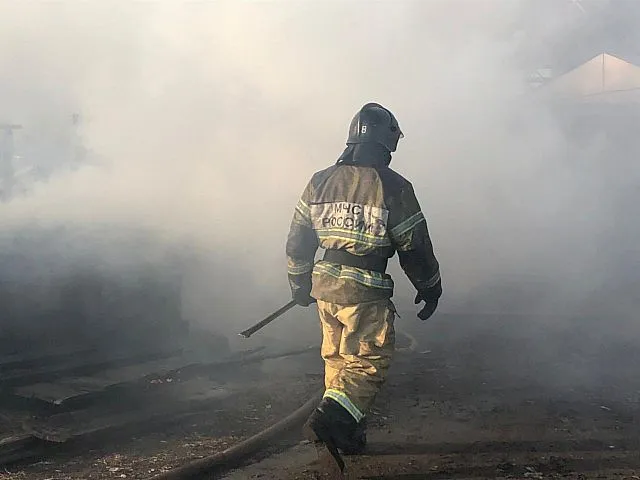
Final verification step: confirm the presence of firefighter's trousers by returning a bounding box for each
[316,298,396,422]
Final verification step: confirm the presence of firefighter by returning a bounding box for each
[286,102,442,470]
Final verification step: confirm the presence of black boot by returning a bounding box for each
[303,398,367,472]
[303,408,345,474]
[341,416,366,455]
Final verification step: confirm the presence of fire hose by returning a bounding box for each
[149,389,323,480]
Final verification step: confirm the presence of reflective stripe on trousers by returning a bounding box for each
[317,298,396,422]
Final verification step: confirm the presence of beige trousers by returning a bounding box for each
[317,298,396,422]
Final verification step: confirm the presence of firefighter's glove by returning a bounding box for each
[293,290,317,307]
[289,272,316,307]
[414,293,438,321]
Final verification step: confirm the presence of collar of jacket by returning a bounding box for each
[336,143,391,168]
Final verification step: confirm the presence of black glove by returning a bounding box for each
[293,289,317,307]
[414,293,438,321]
[289,272,316,307]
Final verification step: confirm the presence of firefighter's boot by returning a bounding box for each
[303,398,366,474]
[342,417,367,456]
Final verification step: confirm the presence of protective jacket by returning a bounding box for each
[286,155,442,305]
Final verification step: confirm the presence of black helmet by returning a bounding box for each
[346,102,404,152]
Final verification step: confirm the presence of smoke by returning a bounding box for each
[0,0,638,346]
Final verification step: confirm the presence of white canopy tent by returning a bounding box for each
[539,53,640,104]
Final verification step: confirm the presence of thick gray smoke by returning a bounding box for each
[0,0,638,346]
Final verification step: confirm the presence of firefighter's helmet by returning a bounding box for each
[346,103,403,152]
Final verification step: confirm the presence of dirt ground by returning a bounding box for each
[227,315,640,479]
[3,313,640,479]
[231,350,640,479]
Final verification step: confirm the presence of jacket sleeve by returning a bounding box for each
[285,180,319,297]
[388,183,442,303]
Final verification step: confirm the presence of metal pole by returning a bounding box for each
[238,300,297,338]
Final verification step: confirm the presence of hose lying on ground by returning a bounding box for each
[149,389,324,480]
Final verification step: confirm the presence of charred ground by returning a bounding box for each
[1,308,639,479]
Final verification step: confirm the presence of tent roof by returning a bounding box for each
[540,53,640,103]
